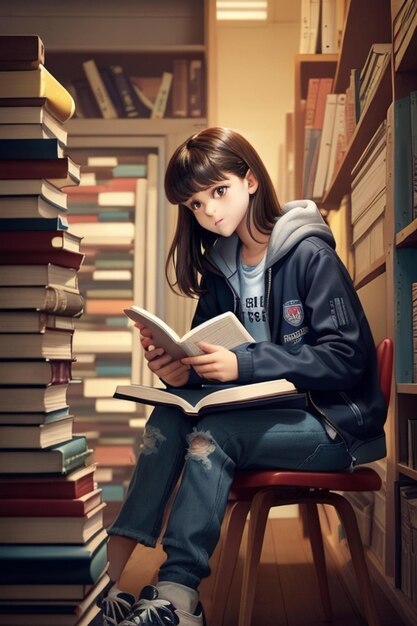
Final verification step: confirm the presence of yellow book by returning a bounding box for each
[0,66,75,123]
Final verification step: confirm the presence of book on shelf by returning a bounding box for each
[0,157,81,188]
[321,0,338,53]
[115,379,307,417]
[299,0,320,53]
[109,64,151,118]
[171,59,189,118]
[0,462,97,499]
[413,282,417,383]
[312,93,337,199]
[0,286,84,316]
[0,230,84,269]
[73,330,132,354]
[0,310,75,333]
[0,383,69,413]
[69,221,135,246]
[82,59,118,119]
[124,306,254,360]
[98,190,136,206]
[151,71,173,119]
[410,90,417,217]
[359,43,391,115]
[0,527,107,584]
[68,77,102,118]
[0,358,73,386]
[0,501,106,544]
[0,65,75,123]
[0,434,91,475]
[0,177,68,209]
[324,93,347,193]
[0,34,45,70]
[188,60,204,118]
[0,330,74,359]
[98,66,126,118]
[86,298,133,315]
[407,416,417,468]
[0,136,65,159]
[393,97,414,230]
[0,263,78,290]
[0,417,74,449]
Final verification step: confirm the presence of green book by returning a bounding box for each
[0,435,90,475]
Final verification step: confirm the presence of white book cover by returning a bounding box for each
[321,0,338,53]
[312,94,337,198]
[82,59,118,120]
[324,93,346,193]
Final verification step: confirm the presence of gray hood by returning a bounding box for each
[206,199,335,289]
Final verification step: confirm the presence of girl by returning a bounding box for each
[101,127,387,626]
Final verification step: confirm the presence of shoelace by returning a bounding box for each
[103,593,134,625]
[123,597,175,625]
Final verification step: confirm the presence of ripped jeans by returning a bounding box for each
[108,404,352,589]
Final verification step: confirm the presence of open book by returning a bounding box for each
[114,379,307,417]
[124,306,255,360]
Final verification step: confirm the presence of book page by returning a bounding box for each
[181,312,254,356]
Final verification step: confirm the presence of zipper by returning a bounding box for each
[307,391,347,443]
[264,267,272,325]
[340,391,364,426]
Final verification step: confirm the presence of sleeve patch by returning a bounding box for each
[330,297,349,328]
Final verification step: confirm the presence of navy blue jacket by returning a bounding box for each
[190,200,387,461]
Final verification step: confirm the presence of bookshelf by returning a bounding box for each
[289,0,417,623]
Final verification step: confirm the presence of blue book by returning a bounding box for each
[0,215,68,231]
[394,96,413,231]
[0,138,64,159]
[0,528,107,584]
[0,435,90,475]
[113,163,147,177]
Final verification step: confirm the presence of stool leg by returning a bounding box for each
[209,500,251,626]
[305,503,333,621]
[239,490,275,626]
[331,493,380,626]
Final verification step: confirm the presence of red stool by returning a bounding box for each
[209,339,393,626]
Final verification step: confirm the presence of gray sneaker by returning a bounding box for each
[101,588,136,626]
[119,585,206,626]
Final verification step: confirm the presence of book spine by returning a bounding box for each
[410,90,417,217]
[171,59,189,118]
[188,60,204,118]
[45,288,84,316]
[109,65,139,118]
[0,216,68,231]
[82,59,118,120]
[151,72,173,119]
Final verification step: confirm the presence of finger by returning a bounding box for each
[196,341,221,353]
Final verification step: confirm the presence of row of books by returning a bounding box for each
[68,57,205,120]
[301,42,391,201]
[0,35,108,625]
[299,0,345,54]
[393,0,417,67]
[414,282,417,385]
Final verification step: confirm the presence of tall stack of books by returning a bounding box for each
[0,35,108,625]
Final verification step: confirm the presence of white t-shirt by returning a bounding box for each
[238,254,270,342]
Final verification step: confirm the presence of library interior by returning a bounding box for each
[0,0,417,625]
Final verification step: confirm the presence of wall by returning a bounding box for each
[214,2,300,201]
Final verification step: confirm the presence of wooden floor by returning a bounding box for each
[119,513,405,626]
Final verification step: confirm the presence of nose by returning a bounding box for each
[204,201,216,217]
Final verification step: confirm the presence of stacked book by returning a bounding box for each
[0,35,108,625]
[350,120,387,283]
[64,153,153,525]
[400,484,417,603]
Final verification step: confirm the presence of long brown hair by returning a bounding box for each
[164,127,282,297]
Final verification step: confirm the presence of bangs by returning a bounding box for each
[165,150,228,204]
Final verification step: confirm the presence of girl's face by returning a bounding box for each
[183,171,258,237]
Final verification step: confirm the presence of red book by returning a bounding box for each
[0,463,96,499]
[0,487,102,517]
[0,157,81,187]
[0,230,84,269]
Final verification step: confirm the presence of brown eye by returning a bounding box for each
[214,186,227,198]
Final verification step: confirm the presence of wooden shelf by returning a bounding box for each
[397,383,417,395]
[396,218,417,248]
[333,0,392,93]
[354,256,386,290]
[67,118,206,137]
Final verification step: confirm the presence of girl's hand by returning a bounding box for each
[145,346,191,387]
[181,342,238,382]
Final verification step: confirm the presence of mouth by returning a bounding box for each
[214,218,223,226]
